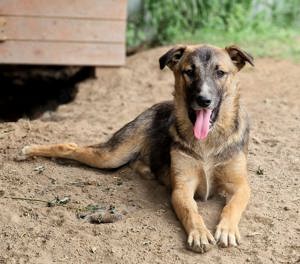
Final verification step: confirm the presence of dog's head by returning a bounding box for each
[159,44,254,140]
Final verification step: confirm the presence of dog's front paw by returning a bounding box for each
[187,227,216,253]
[15,146,34,161]
[215,219,241,247]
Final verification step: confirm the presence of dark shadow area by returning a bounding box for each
[0,65,95,122]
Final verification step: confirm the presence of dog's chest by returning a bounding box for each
[196,157,216,201]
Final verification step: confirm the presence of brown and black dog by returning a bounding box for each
[18,44,254,253]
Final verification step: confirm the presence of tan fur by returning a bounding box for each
[18,44,253,254]
[166,45,251,252]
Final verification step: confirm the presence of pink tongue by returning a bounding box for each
[193,109,212,140]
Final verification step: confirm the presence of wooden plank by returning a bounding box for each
[2,16,126,43]
[0,0,127,20]
[0,41,125,66]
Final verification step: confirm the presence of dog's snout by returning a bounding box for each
[196,95,211,108]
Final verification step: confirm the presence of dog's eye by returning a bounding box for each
[216,69,226,78]
[183,69,193,77]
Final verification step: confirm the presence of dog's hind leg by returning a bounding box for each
[17,115,151,169]
[18,141,138,169]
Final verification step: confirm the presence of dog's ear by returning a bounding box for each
[225,45,254,71]
[159,46,186,70]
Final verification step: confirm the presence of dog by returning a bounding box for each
[18,44,254,254]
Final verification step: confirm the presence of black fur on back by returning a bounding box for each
[148,102,175,179]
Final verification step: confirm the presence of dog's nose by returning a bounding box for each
[196,95,211,108]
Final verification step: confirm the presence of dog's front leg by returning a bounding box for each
[172,185,216,253]
[171,150,215,253]
[215,152,251,247]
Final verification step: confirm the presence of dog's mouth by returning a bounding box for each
[188,107,219,140]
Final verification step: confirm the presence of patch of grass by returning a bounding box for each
[175,27,300,62]
[127,0,300,61]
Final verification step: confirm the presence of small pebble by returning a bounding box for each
[90,247,97,253]
[283,206,290,211]
[34,165,45,174]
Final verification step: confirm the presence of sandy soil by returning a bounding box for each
[0,47,299,264]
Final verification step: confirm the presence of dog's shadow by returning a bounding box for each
[47,157,225,242]
[58,157,225,211]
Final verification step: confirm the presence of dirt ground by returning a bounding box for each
[0,47,299,264]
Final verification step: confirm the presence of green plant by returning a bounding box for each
[127,0,300,60]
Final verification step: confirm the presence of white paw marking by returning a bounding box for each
[21,146,31,155]
[15,146,33,161]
